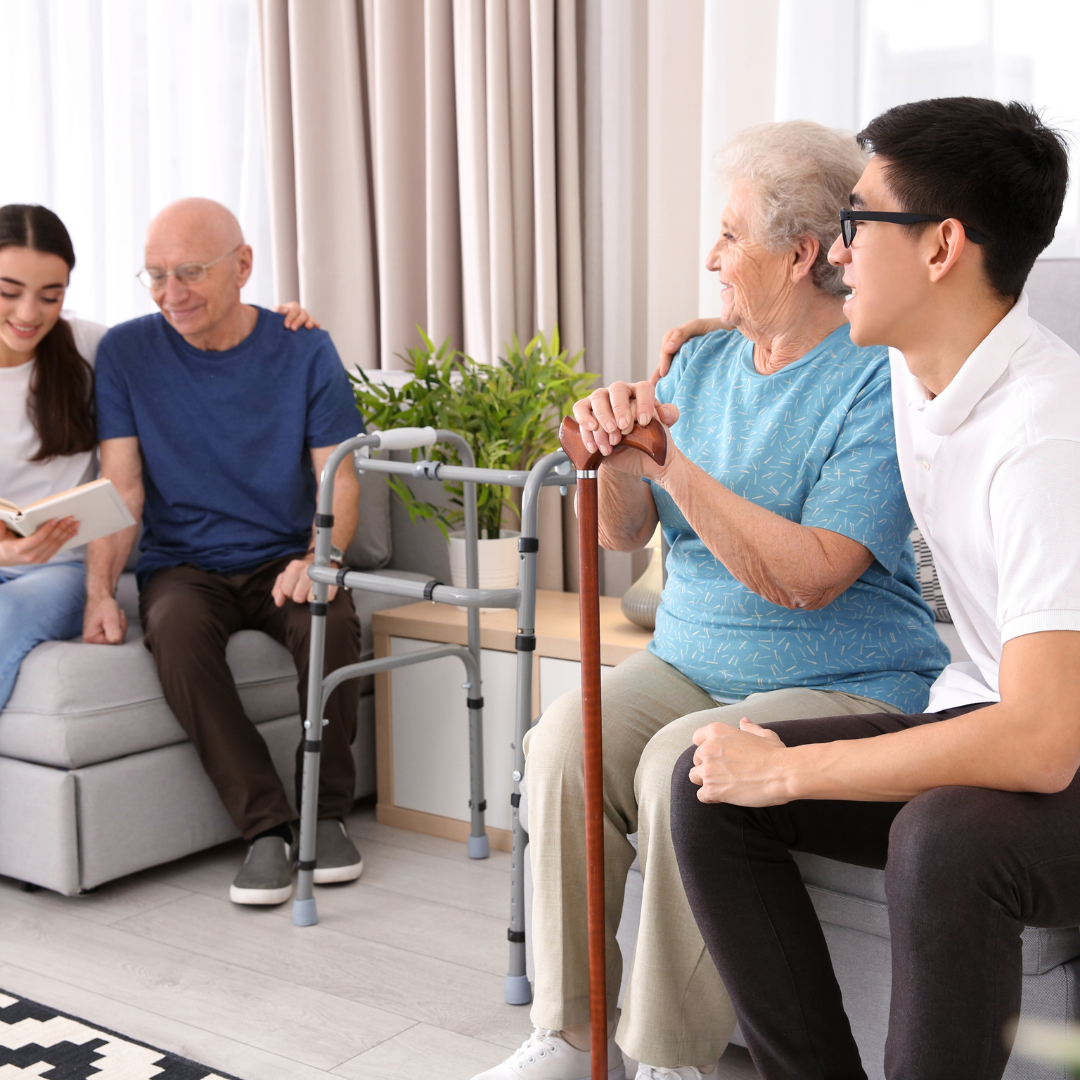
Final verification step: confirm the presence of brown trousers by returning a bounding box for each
[140,554,362,840]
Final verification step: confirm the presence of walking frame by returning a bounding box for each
[295,424,575,1007]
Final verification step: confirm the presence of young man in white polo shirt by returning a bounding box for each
[669,97,1078,1079]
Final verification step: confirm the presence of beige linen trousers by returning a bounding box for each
[522,649,899,1069]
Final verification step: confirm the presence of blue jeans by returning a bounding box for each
[0,561,86,711]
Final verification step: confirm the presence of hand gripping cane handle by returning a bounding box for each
[557,415,667,472]
[558,415,667,1080]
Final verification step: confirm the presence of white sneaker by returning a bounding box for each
[471,1027,625,1080]
[635,1066,715,1080]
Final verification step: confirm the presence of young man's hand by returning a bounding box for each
[688,718,789,806]
[652,317,732,384]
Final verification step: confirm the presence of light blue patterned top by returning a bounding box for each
[647,325,947,714]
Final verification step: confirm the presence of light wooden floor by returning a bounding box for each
[0,801,757,1080]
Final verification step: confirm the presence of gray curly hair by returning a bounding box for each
[719,120,868,295]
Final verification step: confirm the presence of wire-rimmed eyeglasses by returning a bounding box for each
[136,245,243,289]
[839,209,988,248]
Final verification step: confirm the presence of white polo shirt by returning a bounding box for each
[891,292,1080,712]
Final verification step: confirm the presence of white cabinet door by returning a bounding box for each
[389,637,518,831]
[539,656,614,714]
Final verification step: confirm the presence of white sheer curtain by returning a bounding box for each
[1,0,274,329]
[772,0,1080,256]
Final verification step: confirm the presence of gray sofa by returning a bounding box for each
[0,455,454,896]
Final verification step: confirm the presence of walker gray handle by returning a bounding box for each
[373,426,438,451]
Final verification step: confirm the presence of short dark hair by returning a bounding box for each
[857,98,1069,299]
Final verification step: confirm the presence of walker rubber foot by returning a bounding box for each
[468,833,490,860]
[504,974,532,1005]
[293,897,318,926]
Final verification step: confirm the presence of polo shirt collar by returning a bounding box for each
[919,292,1034,436]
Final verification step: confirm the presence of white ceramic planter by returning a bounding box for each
[448,529,520,612]
[621,546,663,630]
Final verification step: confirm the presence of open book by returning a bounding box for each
[0,478,137,553]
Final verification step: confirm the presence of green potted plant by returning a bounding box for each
[351,327,595,591]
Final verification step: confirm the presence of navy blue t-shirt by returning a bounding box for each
[95,308,362,587]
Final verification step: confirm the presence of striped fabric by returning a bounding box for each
[910,528,952,623]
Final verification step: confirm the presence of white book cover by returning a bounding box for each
[0,478,136,552]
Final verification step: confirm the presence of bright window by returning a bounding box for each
[776,0,1079,257]
[0,0,273,328]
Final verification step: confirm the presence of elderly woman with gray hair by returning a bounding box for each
[472,122,947,1080]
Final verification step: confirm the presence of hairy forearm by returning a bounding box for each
[85,528,137,598]
[310,456,359,557]
[779,703,1078,802]
[86,472,143,599]
[596,467,658,551]
[656,453,870,609]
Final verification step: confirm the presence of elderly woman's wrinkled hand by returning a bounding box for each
[688,718,791,806]
[572,382,680,470]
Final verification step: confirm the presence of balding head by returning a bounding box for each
[143,198,255,350]
[147,197,244,254]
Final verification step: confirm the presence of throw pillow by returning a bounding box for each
[910,527,952,623]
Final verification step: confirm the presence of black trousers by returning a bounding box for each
[669,706,1080,1080]
[141,554,362,840]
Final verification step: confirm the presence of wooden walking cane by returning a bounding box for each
[559,415,667,1080]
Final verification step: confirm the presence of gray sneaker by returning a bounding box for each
[313,818,364,884]
[229,835,296,905]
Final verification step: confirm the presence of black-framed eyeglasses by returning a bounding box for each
[839,209,988,248]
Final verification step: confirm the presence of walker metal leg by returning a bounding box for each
[467,700,489,859]
[502,453,565,1004]
[294,531,331,927]
[505,642,533,1003]
[459,454,489,859]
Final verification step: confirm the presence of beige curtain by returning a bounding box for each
[257,0,585,589]
[256,0,584,371]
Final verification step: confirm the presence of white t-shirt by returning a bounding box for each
[0,315,108,562]
[891,292,1080,711]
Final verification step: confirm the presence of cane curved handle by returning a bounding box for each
[559,415,668,471]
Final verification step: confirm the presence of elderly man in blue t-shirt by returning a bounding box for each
[85,198,364,906]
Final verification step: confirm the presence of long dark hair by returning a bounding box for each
[0,204,96,460]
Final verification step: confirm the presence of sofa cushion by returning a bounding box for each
[794,851,1080,976]
[0,568,433,771]
[0,631,299,770]
[346,451,393,570]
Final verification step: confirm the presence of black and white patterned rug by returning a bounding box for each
[0,990,243,1079]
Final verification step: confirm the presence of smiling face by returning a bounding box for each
[827,155,931,349]
[0,246,70,367]
[143,199,252,347]
[705,181,795,332]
